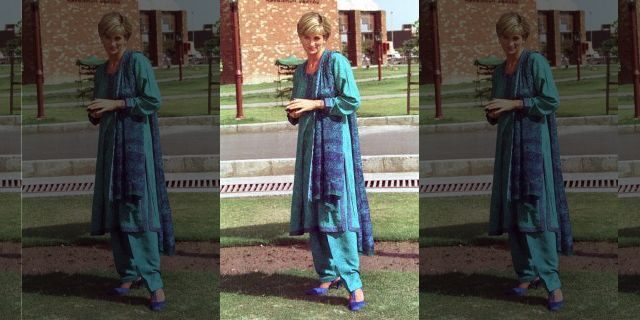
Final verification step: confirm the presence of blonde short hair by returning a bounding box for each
[98,12,132,40]
[297,12,331,39]
[495,12,530,40]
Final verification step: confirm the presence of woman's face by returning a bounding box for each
[299,32,326,56]
[499,33,525,56]
[101,32,128,57]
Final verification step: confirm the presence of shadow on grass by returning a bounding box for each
[221,222,308,246]
[619,274,640,294]
[22,273,148,306]
[420,223,509,247]
[420,273,547,306]
[220,272,347,306]
[23,222,91,243]
[620,227,640,239]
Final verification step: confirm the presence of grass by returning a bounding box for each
[420,193,617,247]
[22,193,219,247]
[221,97,418,125]
[619,274,640,319]
[22,270,217,319]
[220,269,418,320]
[0,193,20,242]
[0,272,20,320]
[420,97,615,125]
[421,270,618,319]
[619,198,640,248]
[220,193,418,247]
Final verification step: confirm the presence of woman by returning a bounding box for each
[484,12,573,312]
[286,12,374,312]
[87,12,175,312]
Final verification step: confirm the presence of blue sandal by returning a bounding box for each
[348,290,366,311]
[108,278,143,296]
[505,278,541,296]
[149,290,167,311]
[547,289,564,311]
[305,278,342,296]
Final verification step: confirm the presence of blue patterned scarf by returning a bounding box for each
[110,51,175,256]
[305,50,374,256]
[508,50,573,255]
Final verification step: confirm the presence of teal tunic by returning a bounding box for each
[91,52,162,235]
[488,53,561,235]
[289,53,362,235]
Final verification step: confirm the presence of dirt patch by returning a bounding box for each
[619,247,640,275]
[421,242,617,275]
[220,241,418,275]
[23,242,218,275]
[0,242,20,272]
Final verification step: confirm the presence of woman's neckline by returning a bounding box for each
[305,50,326,75]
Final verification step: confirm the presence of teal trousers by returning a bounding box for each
[110,229,163,293]
[508,231,561,293]
[309,231,362,293]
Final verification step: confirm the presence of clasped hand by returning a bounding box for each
[87,99,122,119]
[285,99,322,119]
[484,99,520,119]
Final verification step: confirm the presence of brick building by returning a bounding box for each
[619,0,638,85]
[220,0,386,85]
[22,0,187,84]
[422,0,585,84]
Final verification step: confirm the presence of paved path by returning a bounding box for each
[221,125,417,160]
[619,132,640,161]
[23,125,218,160]
[422,125,617,160]
[0,126,20,155]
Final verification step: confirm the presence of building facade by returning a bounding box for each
[338,10,386,68]
[422,0,586,84]
[22,0,187,84]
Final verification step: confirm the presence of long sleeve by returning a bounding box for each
[522,54,559,117]
[124,53,162,116]
[323,54,360,117]
[287,66,300,126]
[486,68,499,125]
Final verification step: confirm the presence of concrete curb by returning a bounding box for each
[22,115,219,134]
[620,160,640,178]
[0,116,20,126]
[421,154,618,178]
[619,124,640,134]
[421,116,617,133]
[221,154,418,178]
[0,155,21,172]
[23,155,219,178]
[221,115,418,134]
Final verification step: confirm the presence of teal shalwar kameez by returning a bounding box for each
[90,51,168,293]
[289,51,371,293]
[488,51,573,294]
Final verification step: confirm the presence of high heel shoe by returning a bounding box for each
[108,278,144,296]
[149,290,167,311]
[505,278,541,296]
[305,278,342,296]
[348,290,366,311]
[547,289,564,311]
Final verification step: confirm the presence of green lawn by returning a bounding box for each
[221,269,418,320]
[420,193,617,247]
[221,97,417,125]
[421,270,618,319]
[619,274,640,319]
[23,270,217,319]
[221,193,418,247]
[22,193,219,247]
[619,198,640,248]
[0,193,20,242]
[420,97,614,125]
[0,272,20,320]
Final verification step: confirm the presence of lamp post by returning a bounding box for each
[177,33,183,81]
[375,33,382,81]
[230,0,244,119]
[629,0,640,118]
[33,0,45,119]
[574,31,581,81]
[428,0,442,119]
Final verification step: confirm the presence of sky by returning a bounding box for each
[374,0,419,31]
[573,0,617,31]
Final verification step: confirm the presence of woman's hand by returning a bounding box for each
[286,99,323,116]
[87,99,124,117]
[484,99,522,117]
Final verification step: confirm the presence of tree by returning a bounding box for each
[600,20,617,57]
